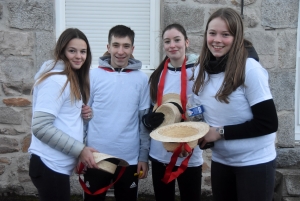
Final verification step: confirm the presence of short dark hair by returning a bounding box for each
[108,25,135,45]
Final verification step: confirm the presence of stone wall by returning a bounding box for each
[0,0,299,200]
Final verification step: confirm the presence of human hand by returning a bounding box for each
[142,112,164,130]
[78,146,99,169]
[198,127,222,149]
[136,161,148,179]
[81,105,93,120]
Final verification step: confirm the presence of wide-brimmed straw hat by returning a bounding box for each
[93,153,129,174]
[150,121,209,151]
[153,93,183,128]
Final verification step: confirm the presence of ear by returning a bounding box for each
[185,39,190,48]
[107,44,110,53]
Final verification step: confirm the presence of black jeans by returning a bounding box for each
[83,165,138,201]
[151,159,202,201]
[29,154,70,201]
[211,159,276,201]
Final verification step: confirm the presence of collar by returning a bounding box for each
[167,63,195,71]
[98,66,133,73]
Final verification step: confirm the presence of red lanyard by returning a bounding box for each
[77,162,126,195]
[157,57,187,120]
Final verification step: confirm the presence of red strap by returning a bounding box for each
[161,143,193,184]
[156,57,187,120]
[77,162,126,195]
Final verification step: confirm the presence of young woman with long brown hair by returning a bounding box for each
[28,28,98,201]
[194,8,278,201]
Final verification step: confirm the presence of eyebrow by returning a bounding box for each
[112,42,131,46]
[163,36,181,41]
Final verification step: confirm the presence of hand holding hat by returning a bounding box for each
[142,112,165,130]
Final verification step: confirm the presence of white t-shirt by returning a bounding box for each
[149,65,204,167]
[29,65,83,175]
[86,68,150,165]
[194,58,276,166]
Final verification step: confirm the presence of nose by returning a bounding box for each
[117,47,124,54]
[170,40,175,47]
[75,51,81,58]
[213,34,221,42]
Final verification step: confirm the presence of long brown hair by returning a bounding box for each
[149,23,188,102]
[35,28,92,104]
[193,8,248,103]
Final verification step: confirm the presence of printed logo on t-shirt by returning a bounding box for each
[130,182,137,188]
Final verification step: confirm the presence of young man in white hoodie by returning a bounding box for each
[83,25,150,201]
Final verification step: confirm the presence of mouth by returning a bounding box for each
[73,61,82,65]
[169,50,177,54]
[212,45,224,50]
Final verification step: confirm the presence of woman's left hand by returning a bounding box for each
[81,105,93,120]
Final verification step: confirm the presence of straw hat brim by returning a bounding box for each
[93,152,129,174]
[150,121,209,143]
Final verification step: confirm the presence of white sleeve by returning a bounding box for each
[244,59,273,106]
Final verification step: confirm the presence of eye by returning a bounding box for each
[68,49,75,53]
[175,39,181,42]
[208,32,215,36]
[222,33,230,37]
[124,45,130,49]
[81,50,87,54]
[164,40,170,44]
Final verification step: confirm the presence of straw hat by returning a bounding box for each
[153,93,183,128]
[150,121,209,152]
[93,152,129,174]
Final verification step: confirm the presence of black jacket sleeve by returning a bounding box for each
[223,99,278,140]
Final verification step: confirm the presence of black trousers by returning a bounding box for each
[29,154,70,201]
[151,159,202,201]
[211,159,276,201]
[83,165,138,201]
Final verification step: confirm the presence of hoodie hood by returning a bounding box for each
[34,60,65,80]
[98,55,142,71]
[167,53,198,68]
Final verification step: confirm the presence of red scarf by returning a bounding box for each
[157,57,187,120]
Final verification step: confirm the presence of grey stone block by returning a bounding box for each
[276,169,300,198]
[230,0,257,6]
[276,147,300,168]
[0,31,34,56]
[194,0,226,4]
[0,3,3,19]
[278,30,297,69]
[35,31,55,71]
[187,34,203,55]
[0,107,22,125]
[0,56,34,95]
[164,3,205,33]
[245,31,276,55]
[261,0,299,28]
[259,55,277,69]
[277,113,295,148]
[8,0,53,30]
[269,70,295,111]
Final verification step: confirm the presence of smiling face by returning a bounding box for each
[64,38,87,70]
[107,36,134,68]
[163,28,189,67]
[207,17,234,60]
